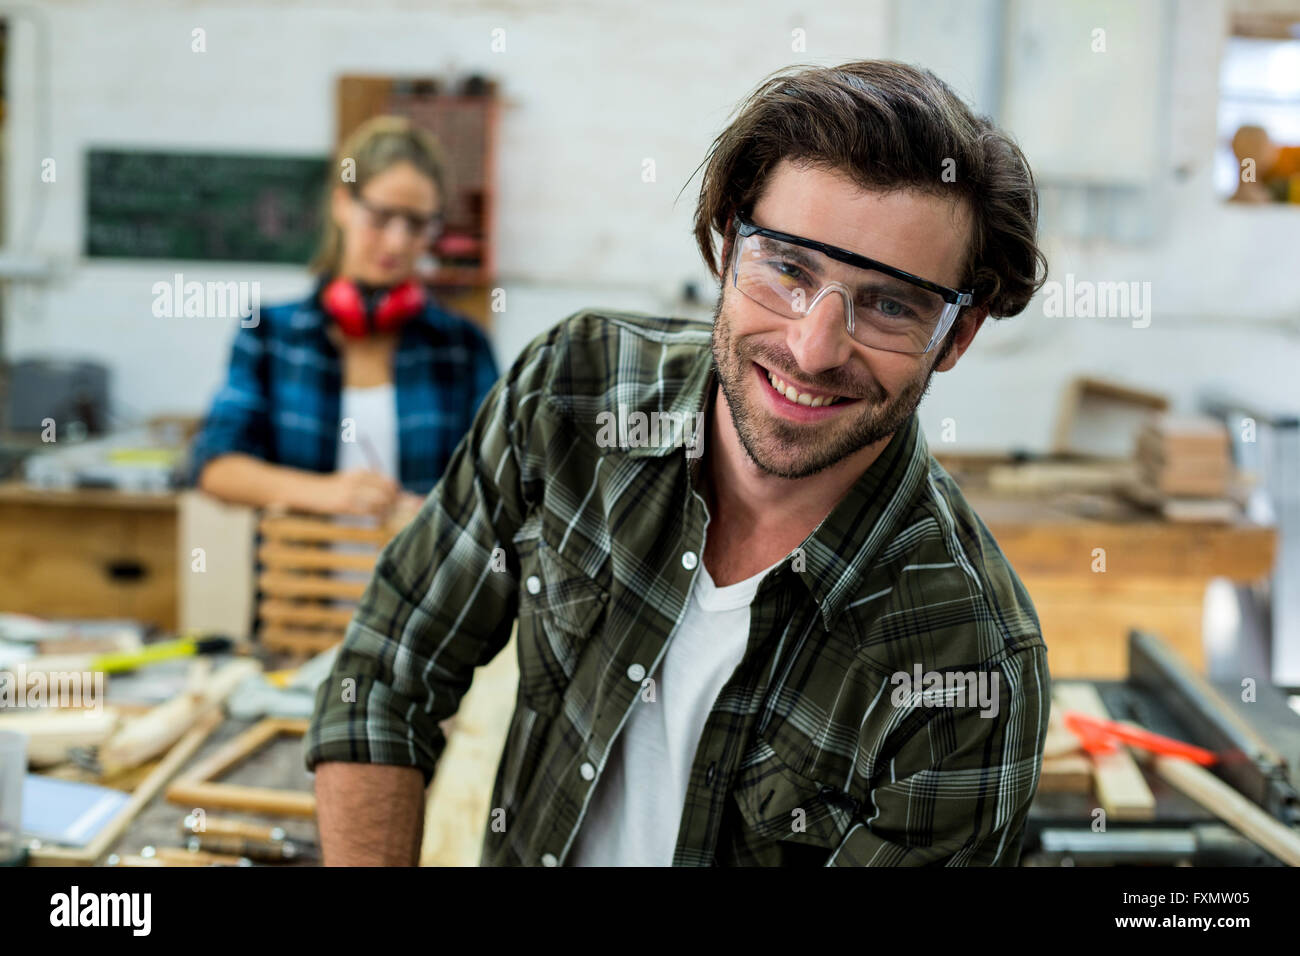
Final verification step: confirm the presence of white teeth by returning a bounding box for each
[767,369,842,407]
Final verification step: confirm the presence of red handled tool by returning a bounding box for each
[1062,711,1217,766]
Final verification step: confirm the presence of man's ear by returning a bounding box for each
[933,306,988,373]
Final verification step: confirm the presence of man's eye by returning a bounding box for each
[768,260,810,283]
[865,295,916,320]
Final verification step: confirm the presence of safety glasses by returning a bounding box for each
[731,216,974,355]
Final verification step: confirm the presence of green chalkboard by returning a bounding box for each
[85,149,329,264]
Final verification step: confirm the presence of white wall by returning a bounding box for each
[4,0,1298,448]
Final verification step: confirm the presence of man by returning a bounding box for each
[306,60,1051,866]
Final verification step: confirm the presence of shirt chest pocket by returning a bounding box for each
[513,529,608,716]
[730,739,859,865]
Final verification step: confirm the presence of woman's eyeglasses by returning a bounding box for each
[731,216,974,355]
[354,194,444,240]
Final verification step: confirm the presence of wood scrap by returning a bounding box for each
[98,658,259,775]
[1044,701,1084,758]
[1037,753,1094,793]
[0,709,120,767]
[1125,413,1239,522]
[29,708,224,866]
[987,459,1138,496]
[1147,750,1300,866]
[1038,701,1092,793]
[1053,682,1156,820]
[1052,376,1168,459]
[165,717,314,817]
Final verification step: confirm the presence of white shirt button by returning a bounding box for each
[579,762,595,781]
[681,551,698,570]
[626,663,646,682]
[526,575,541,595]
[541,853,558,867]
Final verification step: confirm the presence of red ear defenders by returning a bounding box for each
[320,278,426,338]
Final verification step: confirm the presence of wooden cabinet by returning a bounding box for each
[0,483,178,629]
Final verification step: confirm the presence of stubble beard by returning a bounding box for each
[709,292,936,480]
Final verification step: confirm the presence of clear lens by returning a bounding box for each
[358,198,440,239]
[733,231,954,354]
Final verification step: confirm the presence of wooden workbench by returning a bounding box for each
[957,486,1275,678]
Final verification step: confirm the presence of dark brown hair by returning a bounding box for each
[310,115,450,276]
[692,60,1048,318]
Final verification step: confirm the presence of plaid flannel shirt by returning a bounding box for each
[305,309,1051,866]
[189,283,499,495]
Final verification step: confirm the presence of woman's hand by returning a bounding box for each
[308,468,401,518]
[388,491,427,532]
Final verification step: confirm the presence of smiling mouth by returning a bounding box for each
[758,362,853,408]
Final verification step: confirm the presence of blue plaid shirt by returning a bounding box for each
[189,284,499,495]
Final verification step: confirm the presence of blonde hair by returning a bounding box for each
[309,115,450,276]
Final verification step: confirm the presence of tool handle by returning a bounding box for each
[1063,711,1217,765]
[183,815,281,842]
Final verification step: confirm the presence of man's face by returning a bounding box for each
[711,159,977,479]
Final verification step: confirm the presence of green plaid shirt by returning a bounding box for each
[305,309,1051,867]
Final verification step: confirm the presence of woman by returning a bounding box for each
[191,116,499,518]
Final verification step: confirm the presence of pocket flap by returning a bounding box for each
[732,738,855,849]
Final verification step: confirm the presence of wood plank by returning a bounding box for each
[1151,752,1300,866]
[258,515,389,545]
[258,600,356,628]
[170,718,289,787]
[165,781,316,818]
[259,626,347,656]
[1044,702,1084,758]
[0,481,176,510]
[978,519,1275,579]
[178,490,257,640]
[421,625,520,867]
[165,718,314,818]
[1036,754,1093,793]
[1053,682,1156,821]
[987,460,1136,496]
[257,543,378,572]
[257,572,368,600]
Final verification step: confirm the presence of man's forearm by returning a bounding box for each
[315,762,427,865]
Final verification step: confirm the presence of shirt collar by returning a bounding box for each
[794,410,929,634]
[639,343,931,636]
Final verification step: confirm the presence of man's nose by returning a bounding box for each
[787,285,855,374]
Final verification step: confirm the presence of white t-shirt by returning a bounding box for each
[332,385,399,578]
[567,555,782,867]
[335,383,399,480]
